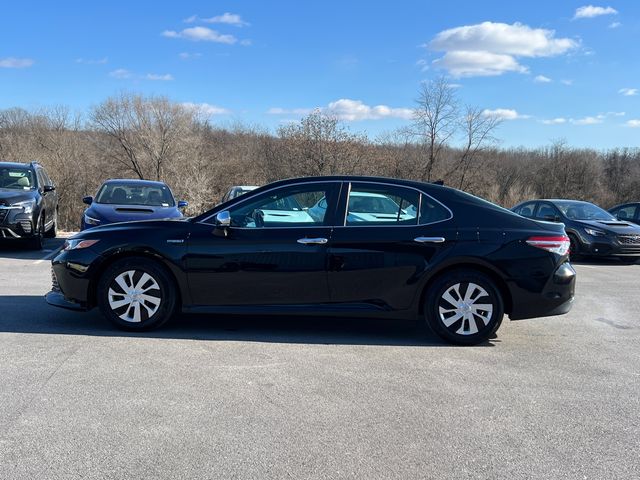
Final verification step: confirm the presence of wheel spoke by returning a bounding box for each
[442,311,463,327]
[441,290,460,309]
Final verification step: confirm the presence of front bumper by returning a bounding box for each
[0,211,36,239]
[509,262,576,320]
[578,233,640,257]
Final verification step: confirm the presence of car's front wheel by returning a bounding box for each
[425,270,504,345]
[97,258,177,330]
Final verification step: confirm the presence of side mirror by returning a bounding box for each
[178,200,188,209]
[43,185,56,193]
[215,210,231,227]
[83,196,93,205]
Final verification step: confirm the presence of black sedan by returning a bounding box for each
[609,202,640,226]
[512,199,640,261]
[47,176,576,345]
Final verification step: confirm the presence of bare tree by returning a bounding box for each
[413,76,458,181]
[447,106,502,189]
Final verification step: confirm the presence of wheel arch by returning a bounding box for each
[88,250,184,309]
[417,260,513,317]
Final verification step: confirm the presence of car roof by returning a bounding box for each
[257,175,446,193]
[103,179,170,188]
[0,161,35,169]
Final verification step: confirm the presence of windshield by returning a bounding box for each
[0,167,35,190]
[95,183,175,206]
[555,201,616,221]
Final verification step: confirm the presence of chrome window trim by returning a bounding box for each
[198,180,344,227]
[198,179,454,229]
[339,181,453,228]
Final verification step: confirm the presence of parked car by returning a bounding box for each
[221,185,259,203]
[609,203,640,226]
[48,176,576,345]
[0,161,58,249]
[81,179,188,230]
[512,199,640,262]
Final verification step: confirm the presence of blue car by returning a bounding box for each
[81,179,188,230]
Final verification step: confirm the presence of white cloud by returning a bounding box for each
[541,118,567,125]
[0,57,34,68]
[179,52,202,60]
[162,27,237,44]
[561,79,574,86]
[571,116,603,125]
[482,108,529,120]
[326,99,413,121]
[181,102,230,116]
[268,100,413,121]
[619,88,638,96]
[146,73,174,81]
[626,120,640,128]
[433,50,528,77]
[534,74,552,83]
[609,21,622,28]
[427,22,578,77]
[573,5,618,19]
[185,13,249,27]
[267,107,314,115]
[109,68,133,79]
[76,57,108,65]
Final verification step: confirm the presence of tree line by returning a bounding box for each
[0,81,639,231]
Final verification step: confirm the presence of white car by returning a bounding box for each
[309,191,417,224]
[221,185,259,203]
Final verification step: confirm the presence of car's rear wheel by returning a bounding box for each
[425,270,504,345]
[97,258,177,331]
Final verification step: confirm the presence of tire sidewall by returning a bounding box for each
[97,258,177,331]
[425,270,504,345]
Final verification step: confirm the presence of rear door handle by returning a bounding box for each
[297,237,328,245]
[414,236,446,243]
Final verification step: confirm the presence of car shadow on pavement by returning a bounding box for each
[571,257,638,266]
[0,295,499,347]
[0,238,66,260]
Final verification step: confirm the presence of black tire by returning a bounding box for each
[27,214,44,250]
[568,234,582,261]
[97,257,177,331]
[424,269,504,345]
[44,209,57,238]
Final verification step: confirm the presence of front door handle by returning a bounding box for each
[414,236,446,243]
[297,237,328,245]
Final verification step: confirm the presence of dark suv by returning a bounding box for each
[0,161,58,249]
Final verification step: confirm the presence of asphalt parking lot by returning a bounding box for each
[0,238,638,479]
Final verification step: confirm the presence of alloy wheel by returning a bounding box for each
[107,270,162,323]
[438,282,494,335]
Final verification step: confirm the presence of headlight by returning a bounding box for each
[585,228,606,237]
[63,239,100,251]
[13,199,36,214]
[84,214,101,225]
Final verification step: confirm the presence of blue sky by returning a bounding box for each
[1,0,639,148]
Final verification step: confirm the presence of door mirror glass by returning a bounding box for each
[43,185,56,193]
[178,200,189,209]
[215,210,231,227]
[82,196,93,205]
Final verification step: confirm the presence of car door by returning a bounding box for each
[327,181,455,311]
[534,202,562,222]
[35,168,52,227]
[186,181,341,306]
[611,204,638,225]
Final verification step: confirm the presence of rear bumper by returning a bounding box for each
[509,262,576,320]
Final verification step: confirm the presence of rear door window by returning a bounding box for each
[514,202,536,218]
[345,183,420,226]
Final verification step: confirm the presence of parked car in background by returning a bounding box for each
[81,179,187,230]
[221,185,259,203]
[512,199,640,262]
[0,161,58,249]
[308,191,417,223]
[48,176,576,345]
[609,203,640,226]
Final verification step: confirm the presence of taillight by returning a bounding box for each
[525,235,570,255]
